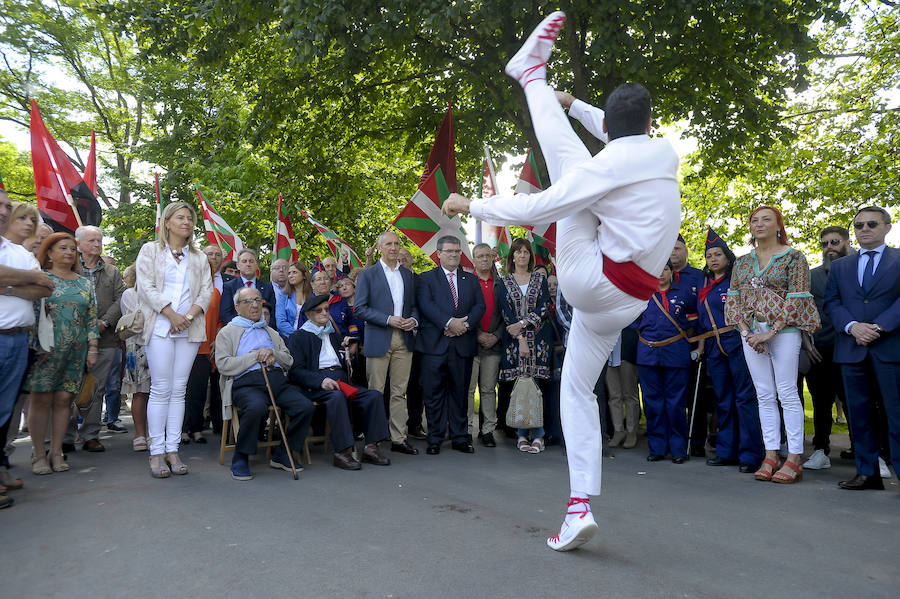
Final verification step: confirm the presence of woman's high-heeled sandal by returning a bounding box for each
[754,457,781,481]
[50,453,70,472]
[165,452,189,475]
[149,455,171,478]
[772,460,803,484]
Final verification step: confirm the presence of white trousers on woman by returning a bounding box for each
[146,335,200,455]
[522,81,649,495]
[740,331,803,454]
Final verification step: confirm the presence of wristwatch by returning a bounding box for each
[4,285,13,296]
[740,329,750,338]
[185,313,195,322]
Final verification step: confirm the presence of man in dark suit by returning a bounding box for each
[220,249,277,327]
[286,294,391,470]
[416,235,485,454]
[354,231,420,455]
[825,206,900,490]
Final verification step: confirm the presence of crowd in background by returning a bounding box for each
[1,189,897,507]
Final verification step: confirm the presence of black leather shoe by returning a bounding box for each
[739,462,760,473]
[408,426,427,440]
[672,456,688,464]
[840,448,855,460]
[689,447,706,458]
[362,444,391,466]
[451,441,475,454]
[838,474,884,490]
[333,449,361,470]
[390,441,419,455]
[646,454,665,462]
[481,432,497,448]
[425,444,440,455]
[707,456,738,466]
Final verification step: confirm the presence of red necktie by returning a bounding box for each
[447,272,458,309]
[245,281,252,288]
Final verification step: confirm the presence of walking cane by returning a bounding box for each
[261,367,299,480]
[686,357,704,452]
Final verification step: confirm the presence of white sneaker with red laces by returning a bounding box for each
[547,497,598,551]
[505,11,567,89]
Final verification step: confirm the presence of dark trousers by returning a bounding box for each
[421,348,473,445]
[406,350,425,431]
[497,380,513,436]
[707,351,764,465]
[305,370,389,452]
[231,369,315,457]
[841,355,900,477]
[804,345,846,453]
[185,354,212,435]
[639,365,689,457]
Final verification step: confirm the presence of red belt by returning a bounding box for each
[602,254,658,300]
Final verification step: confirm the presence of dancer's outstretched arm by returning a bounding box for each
[557,91,609,145]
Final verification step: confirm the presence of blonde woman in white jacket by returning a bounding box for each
[136,202,213,478]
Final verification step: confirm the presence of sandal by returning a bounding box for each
[772,459,803,484]
[531,438,545,453]
[132,436,148,452]
[517,437,533,453]
[191,433,207,444]
[754,457,780,481]
[31,455,52,476]
[165,452,189,475]
[50,453,70,472]
[149,455,171,479]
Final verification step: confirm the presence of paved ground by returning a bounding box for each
[1,420,897,599]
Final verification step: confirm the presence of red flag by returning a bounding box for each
[83,130,97,195]
[30,100,101,233]
[418,101,457,193]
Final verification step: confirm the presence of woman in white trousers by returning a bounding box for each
[725,206,819,484]
[136,202,212,478]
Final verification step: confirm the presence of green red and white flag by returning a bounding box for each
[297,208,363,269]
[275,194,298,262]
[393,165,473,269]
[0,172,5,190]
[154,173,162,240]
[195,186,245,260]
[476,144,511,258]
[515,149,555,266]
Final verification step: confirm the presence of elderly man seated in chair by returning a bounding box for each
[287,294,392,470]
[217,286,315,480]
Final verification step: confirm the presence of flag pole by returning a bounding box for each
[195,185,226,254]
[276,193,284,260]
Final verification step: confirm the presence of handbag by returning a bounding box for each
[37,297,54,352]
[116,308,145,340]
[75,372,96,409]
[506,376,544,429]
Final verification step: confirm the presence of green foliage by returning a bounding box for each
[0,137,35,197]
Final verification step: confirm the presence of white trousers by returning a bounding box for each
[524,80,646,495]
[740,332,803,454]
[146,335,199,455]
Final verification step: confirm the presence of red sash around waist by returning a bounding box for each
[602,254,658,301]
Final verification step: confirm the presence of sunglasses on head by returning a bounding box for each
[854,220,881,230]
[819,239,842,248]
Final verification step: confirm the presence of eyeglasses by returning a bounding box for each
[819,239,842,248]
[312,306,330,314]
[854,220,881,230]
[237,298,263,305]
[440,249,462,254]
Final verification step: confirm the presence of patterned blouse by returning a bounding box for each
[496,271,553,381]
[724,247,820,333]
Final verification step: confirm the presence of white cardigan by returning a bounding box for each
[135,241,213,346]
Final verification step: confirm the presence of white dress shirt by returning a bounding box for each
[152,246,192,338]
[318,336,341,369]
[0,237,40,328]
[379,258,405,323]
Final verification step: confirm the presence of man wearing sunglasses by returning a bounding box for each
[803,226,852,471]
[825,206,900,490]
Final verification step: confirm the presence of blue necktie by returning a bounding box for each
[861,250,877,293]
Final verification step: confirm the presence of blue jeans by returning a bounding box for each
[517,427,545,439]
[103,348,124,424]
[0,332,29,428]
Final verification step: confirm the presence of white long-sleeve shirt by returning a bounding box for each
[470,101,680,279]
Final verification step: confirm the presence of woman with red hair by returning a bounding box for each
[26,233,99,474]
[725,206,819,484]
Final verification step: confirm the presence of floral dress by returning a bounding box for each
[496,271,553,381]
[26,273,99,393]
[120,287,151,394]
[724,247,820,333]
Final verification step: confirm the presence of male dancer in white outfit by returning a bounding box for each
[442,11,681,551]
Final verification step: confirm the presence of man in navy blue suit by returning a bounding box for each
[220,249,277,327]
[416,235,485,454]
[825,206,900,490]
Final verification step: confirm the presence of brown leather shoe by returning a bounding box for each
[362,444,391,466]
[333,449,361,470]
[82,439,105,452]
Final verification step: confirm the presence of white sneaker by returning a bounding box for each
[803,449,831,470]
[878,457,892,479]
[505,11,567,88]
[547,498,598,552]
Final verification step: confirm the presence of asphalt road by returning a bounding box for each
[1,423,897,599]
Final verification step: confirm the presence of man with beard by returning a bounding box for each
[803,225,851,470]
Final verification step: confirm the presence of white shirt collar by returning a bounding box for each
[442,266,457,277]
[859,244,887,256]
[379,258,399,272]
